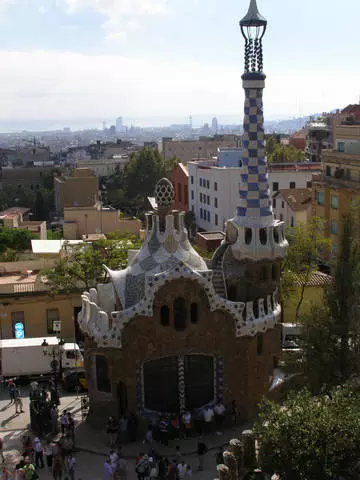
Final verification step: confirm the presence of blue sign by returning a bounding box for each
[14,322,24,339]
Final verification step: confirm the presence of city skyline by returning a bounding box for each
[0,0,358,128]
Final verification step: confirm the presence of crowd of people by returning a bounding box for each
[105,401,231,451]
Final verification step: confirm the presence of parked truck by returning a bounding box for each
[0,337,84,379]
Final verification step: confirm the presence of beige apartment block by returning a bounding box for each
[63,205,141,240]
[161,135,241,163]
[54,168,99,214]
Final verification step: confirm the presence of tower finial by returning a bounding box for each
[240,0,267,75]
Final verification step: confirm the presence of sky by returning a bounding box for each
[0,0,359,130]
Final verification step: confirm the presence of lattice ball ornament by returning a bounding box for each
[155,177,175,209]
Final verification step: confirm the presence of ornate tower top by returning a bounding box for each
[240,0,267,78]
[154,177,175,214]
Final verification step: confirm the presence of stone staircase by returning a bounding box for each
[211,242,229,298]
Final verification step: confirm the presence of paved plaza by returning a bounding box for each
[0,383,249,480]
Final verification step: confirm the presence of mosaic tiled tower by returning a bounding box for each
[225,0,287,264]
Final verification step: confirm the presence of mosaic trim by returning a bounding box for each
[178,355,185,414]
[136,362,145,412]
[216,356,224,402]
[78,262,281,348]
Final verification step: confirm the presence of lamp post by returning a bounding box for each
[42,337,65,405]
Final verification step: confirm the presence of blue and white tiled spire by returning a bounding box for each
[236,79,273,226]
[225,0,287,262]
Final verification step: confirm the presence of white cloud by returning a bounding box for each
[63,0,169,38]
[0,49,358,126]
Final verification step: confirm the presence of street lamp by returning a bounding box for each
[42,337,65,405]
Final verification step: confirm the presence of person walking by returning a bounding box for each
[66,452,76,480]
[33,437,44,469]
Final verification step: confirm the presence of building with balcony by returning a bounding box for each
[0,271,82,342]
[313,122,360,258]
[188,161,318,232]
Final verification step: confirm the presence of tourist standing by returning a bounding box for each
[14,388,24,414]
[107,416,118,447]
[203,406,214,434]
[21,457,35,480]
[66,451,76,480]
[159,417,168,446]
[181,411,192,438]
[33,437,44,469]
[60,411,69,435]
[7,380,15,404]
[45,440,54,471]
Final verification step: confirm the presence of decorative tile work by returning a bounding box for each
[216,356,224,402]
[77,260,281,348]
[178,355,185,414]
[237,81,273,224]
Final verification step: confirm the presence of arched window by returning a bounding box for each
[160,305,170,326]
[190,303,198,324]
[259,228,267,245]
[174,297,186,331]
[95,355,111,393]
[253,300,259,319]
[245,228,252,245]
[273,227,279,244]
[257,335,264,355]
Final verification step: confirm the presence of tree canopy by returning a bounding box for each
[106,147,179,216]
[266,135,305,164]
[281,218,329,322]
[43,233,142,294]
[302,213,360,393]
[254,387,360,480]
[0,227,38,260]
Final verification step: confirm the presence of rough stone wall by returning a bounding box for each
[84,278,281,425]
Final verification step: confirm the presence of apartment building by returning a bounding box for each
[272,188,312,227]
[54,168,99,214]
[188,161,318,231]
[161,135,241,163]
[76,155,129,177]
[313,121,360,258]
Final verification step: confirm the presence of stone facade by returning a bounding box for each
[83,277,280,423]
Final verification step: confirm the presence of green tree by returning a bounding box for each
[0,227,38,254]
[254,387,360,480]
[281,218,329,322]
[302,213,360,392]
[43,234,142,294]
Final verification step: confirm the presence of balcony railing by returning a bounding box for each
[0,282,50,295]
